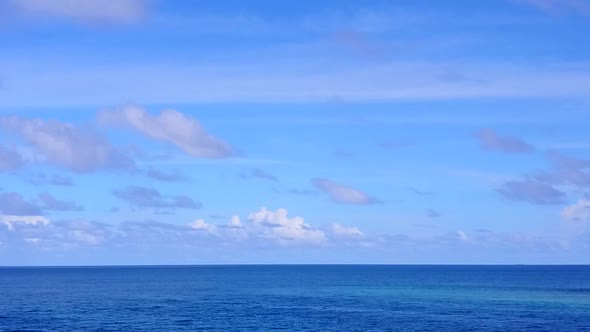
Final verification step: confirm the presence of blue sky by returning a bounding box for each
[1,0,590,265]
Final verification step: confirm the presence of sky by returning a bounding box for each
[1,0,590,265]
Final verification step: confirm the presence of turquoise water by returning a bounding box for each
[1,265,589,331]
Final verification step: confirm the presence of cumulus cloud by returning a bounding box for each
[0,145,24,171]
[38,192,83,211]
[0,192,43,216]
[248,207,325,245]
[0,116,135,173]
[562,198,590,222]
[498,178,566,205]
[228,216,243,228]
[113,186,202,209]
[99,106,234,158]
[311,178,380,205]
[476,129,535,154]
[9,0,150,23]
[239,168,278,182]
[189,218,218,235]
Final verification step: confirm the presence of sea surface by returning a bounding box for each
[1,265,589,331]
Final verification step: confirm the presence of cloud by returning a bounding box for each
[248,207,325,245]
[6,58,590,108]
[27,172,74,186]
[0,192,43,216]
[517,0,590,16]
[0,116,135,173]
[0,145,24,171]
[547,151,590,170]
[287,188,317,196]
[239,168,278,182]
[189,218,218,235]
[456,230,468,241]
[535,151,590,189]
[476,129,535,154]
[145,168,185,182]
[331,223,365,238]
[9,0,150,23]
[113,186,202,209]
[311,178,380,205]
[498,178,566,205]
[562,198,590,222]
[408,187,433,196]
[38,192,83,211]
[99,106,235,158]
[427,209,442,218]
[0,215,49,231]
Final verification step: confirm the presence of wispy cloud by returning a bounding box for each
[38,192,83,211]
[534,151,590,189]
[4,60,590,107]
[0,145,23,171]
[0,115,135,173]
[99,106,235,159]
[517,0,590,17]
[8,0,150,23]
[427,209,442,218]
[498,178,566,205]
[145,168,186,182]
[476,129,535,154]
[113,186,202,209]
[0,192,43,216]
[27,172,74,186]
[287,188,317,196]
[239,168,279,182]
[312,178,381,205]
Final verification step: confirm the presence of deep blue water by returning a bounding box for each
[1,265,589,331]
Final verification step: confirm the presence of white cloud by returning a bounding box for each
[99,106,234,158]
[331,223,365,237]
[0,116,135,173]
[562,199,590,222]
[190,218,218,233]
[229,216,242,228]
[1,215,50,231]
[248,207,325,245]
[457,230,468,241]
[312,178,380,205]
[9,0,149,23]
[220,216,249,241]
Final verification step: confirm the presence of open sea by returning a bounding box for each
[1,265,589,331]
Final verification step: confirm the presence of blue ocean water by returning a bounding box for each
[0,265,589,331]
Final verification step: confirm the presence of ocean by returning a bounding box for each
[1,265,589,331]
